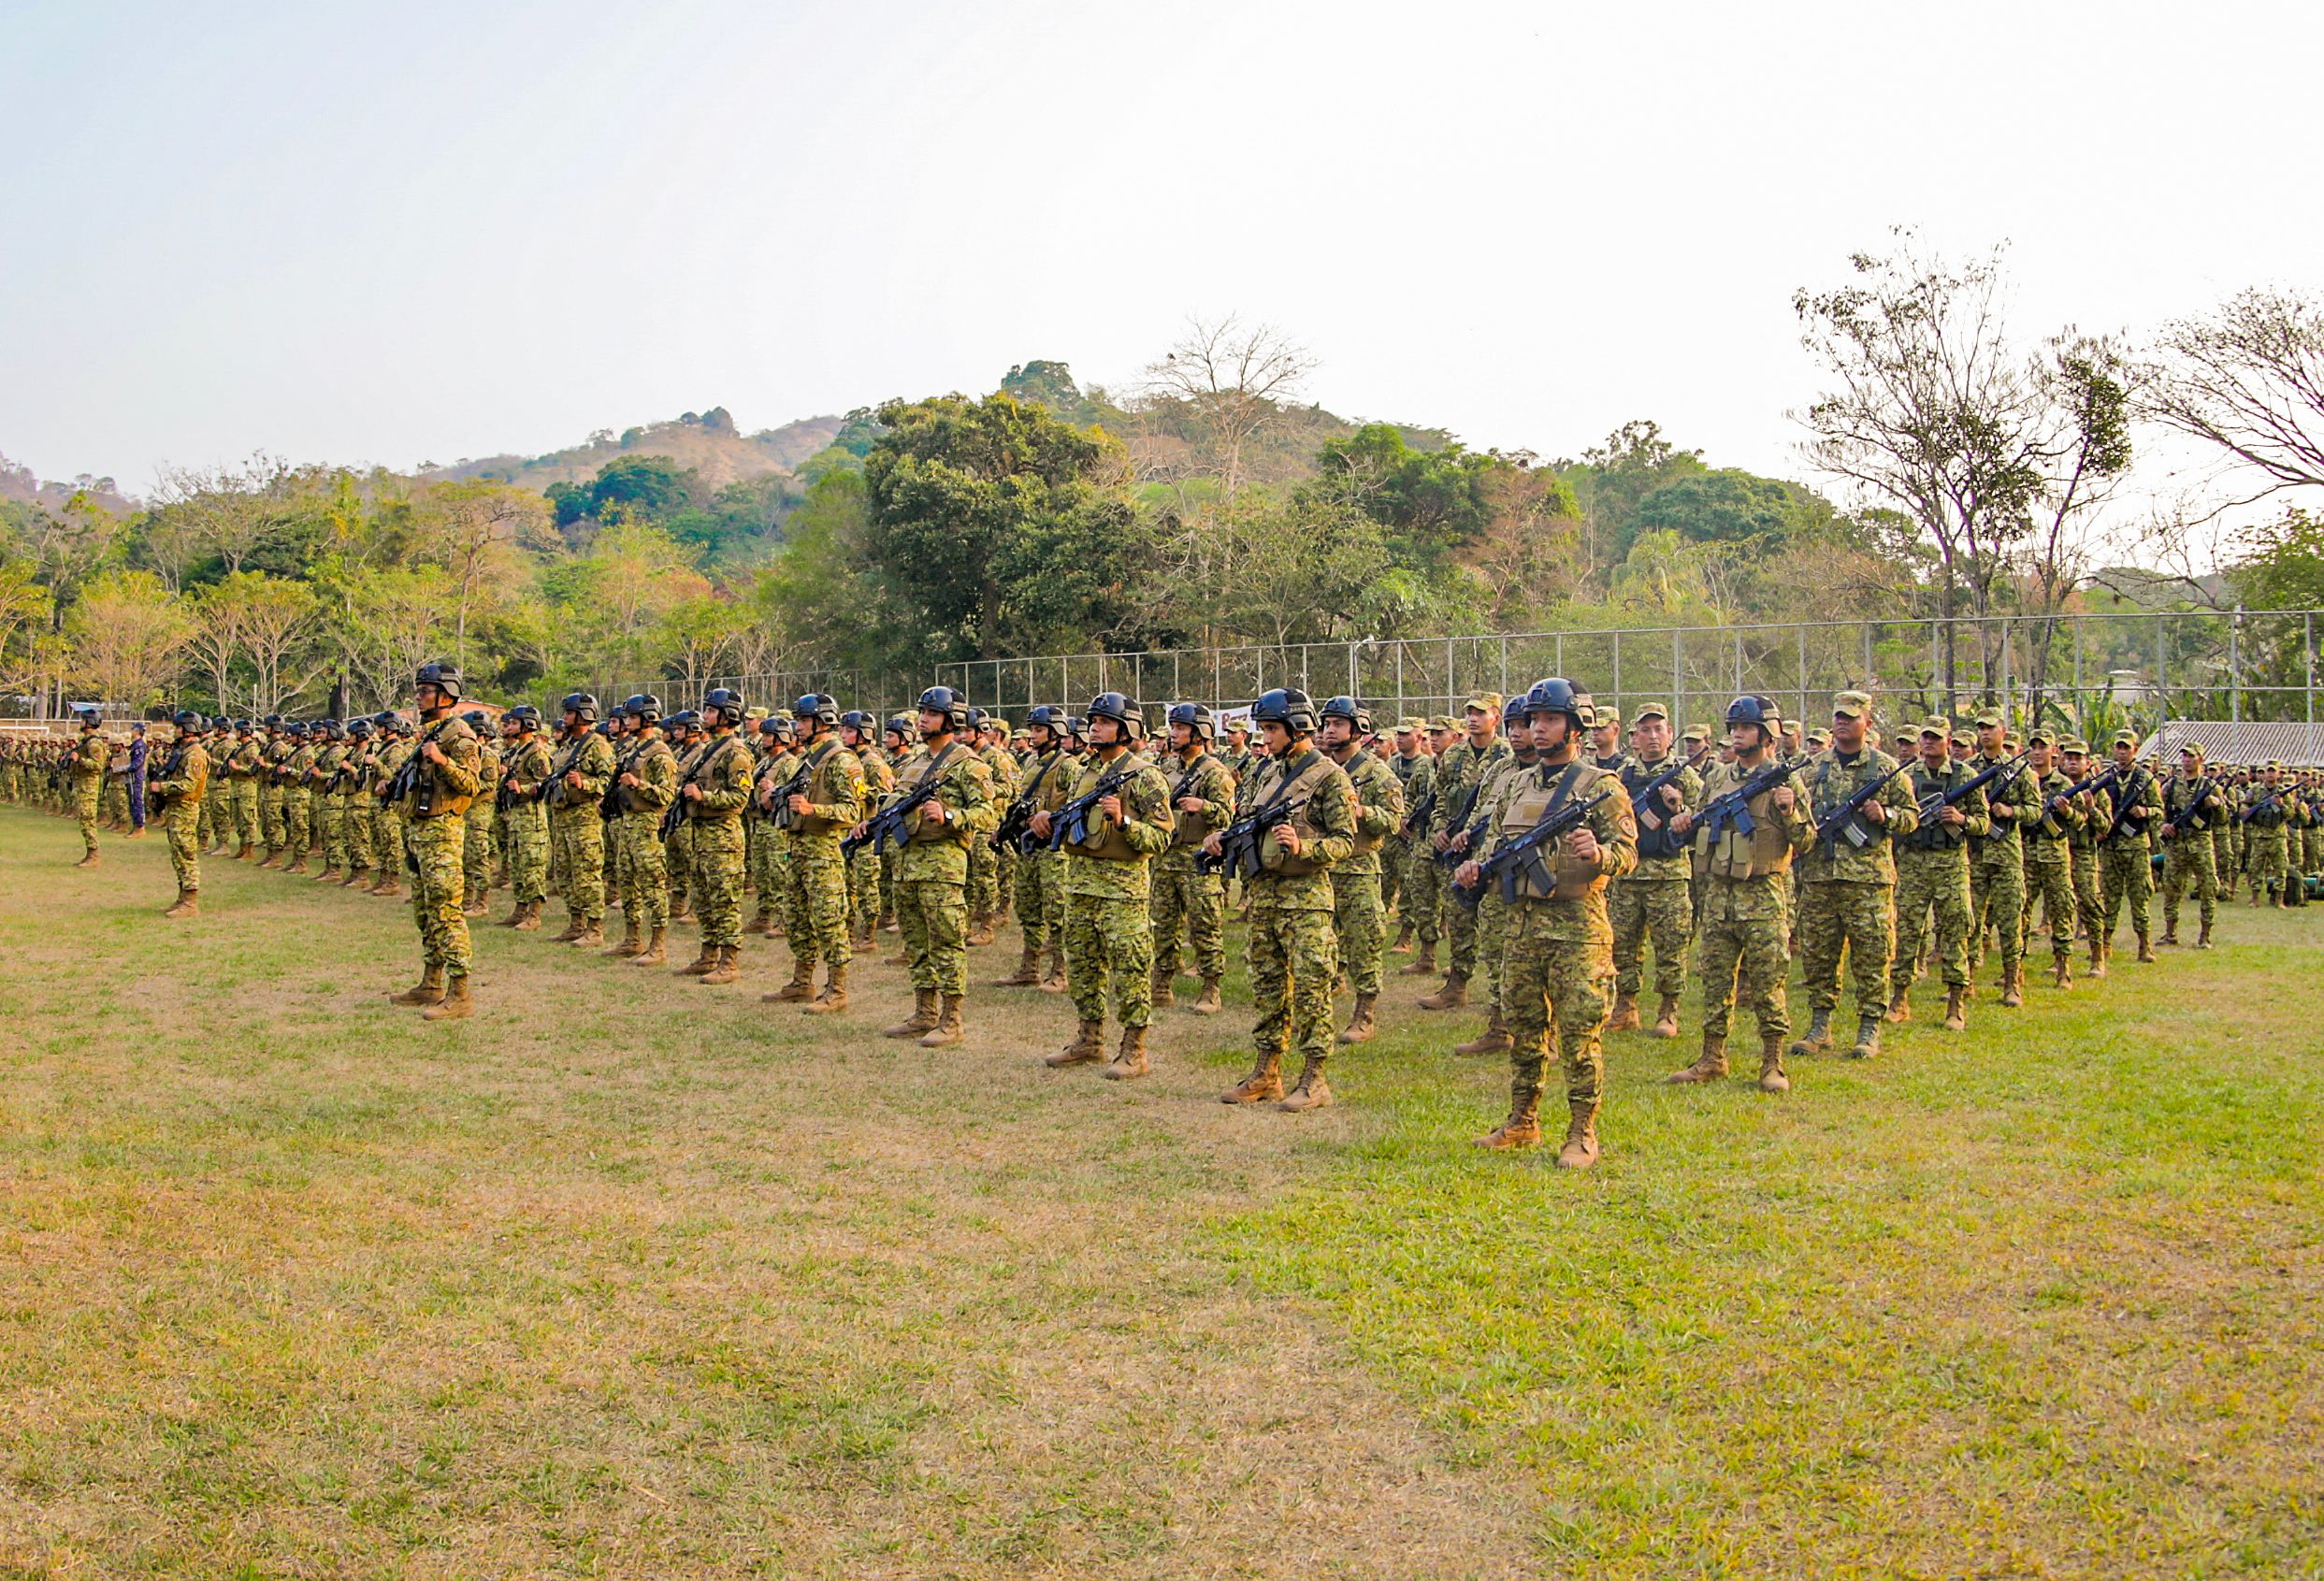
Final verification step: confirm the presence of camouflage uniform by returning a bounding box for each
[968,740,1020,929]
[258,732,291,856]
[1228,744,1357,1102]
[1795,740,1921,1045]
[888,740,997,998]
[282,737,318,867]
[846,748,895,942]
[401,714,483,978]
[683,728,758,954]
[2243,777,2295,903]
[1382,741,1433,921]
[1893,755,1988,1007]
[2160,769,2229,941]
[1969,750,2039,985]
[1462,745,1531,1032]
[309,735,348,871]
[370,734,413,890]
[224,732,264,851]
[617,726,679,935]
[1472,758,1637,1150]
[2022,764,2085,975]
[750,742,796,933]
[1150,745,1238,987]
[2100,760,2162,949]
[67,726,108,857]
[546,728,618,929]
[1610,748,1703,1013]
[780,734,866,973]
[1690,756,1813,1047]
[1009,744,1075,971]
[1424,728,1511,993]
[463,736,498,904]
[500,733,555,907]
[1059,746,1175,1043]
[147,735,209,897]
[1332,744,1406,999]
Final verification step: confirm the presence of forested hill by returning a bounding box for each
[422,409,845,493]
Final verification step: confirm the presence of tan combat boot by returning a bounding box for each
[342,865,369,888]
[1047,1020,1107,1068]
[669,892,693,924]
[676,942,717,977]
[513,899,541,931]
[1943,985,1968,1031]
[570,918,604,949]
[1607,991,1641,1032]
[258,845,279,869]
[1337,992,1378,1045]
[1418,972,1467,1011]
[423,974,473,1021]
[1102,1025,1149,1081]
[1390,920,1414,955]
[1396,941,1436,977]
[917,994,965,1047]
[164,888,198,919]
[2089,937,2108,979]
[2159,922,2179,946]
[766,957,816,1002]
[801,963,849,1014]
[1554,1100,1600,1169]
[389,964,445,1007]
[1150,964,1176,1009]
[878,908,897,933]
[1039,948,1069,993]
[885,988,939,1039]
[236,840,256,862]
[633,926,667,966]
[1666,1033,1728,1085]
[1758,1035,1790,1093]
[1220,1051,1285,1104]
[607,916,643,957]
[1848,1013,1882,1059]
[2051,954,2071,989]
[463,887,488,916]
[498,900,527,927]
[965,913,996,947]
[318,862,341,884]
[1885,986,1912,1024]
[1277,1056,1333,1113]
[743,913,772,937]
[700,944,741,985]
[285,853,309,875]
[1474,1085,1544,1149]
[2000,963,2024,1008]
[1454,1012,1511,1056]
[2197,919,2215,950]
[1788,1006,1832,1058]
[554,911,585,943]
[1191,976,1223,1015]
[374,876,404,899]
[993,944,1040,987]
[2135,930,2156,963]
[1648,995,1682,1039]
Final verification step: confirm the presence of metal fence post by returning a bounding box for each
[2308,611,2316,726]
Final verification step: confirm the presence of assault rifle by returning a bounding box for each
[1195,798,1292,878]
[1695,755,1811,845]
[2171,774,2222,837]
[1454,780,1616,912]
[992,751,1065,853]
[1047,758,1139,851]
[385,721,452,815]
[146,741,195,817]
[1629,746,1711,857]
[1398,786,1436,840]
[766,745,821,832]
[2238,785,2285,825]
[1813,757,1915,853]
[843,742,962,857]
[659,734,745,841]
[1430,777,1492,870]
[1917,746,2030,824]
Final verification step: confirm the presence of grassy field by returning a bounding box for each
[0,810,2318,1579]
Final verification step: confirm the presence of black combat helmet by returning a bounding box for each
[917,685,969,732]
[795,693,838,726]
[1523,677,1588,732]
[1166,701,1217,740]
[1320,695,1372,735]
[1250,687,1317,735]
[631,694,661,723]
[414,661,463,700]
[506,704,541,730]
[1725,694,1778,730]
[702,687,746,726]
[347,717,372,739]
[172,709,201,730]
[839,709,874,734]
[1085,692,1144,738]
[560,692,599,724]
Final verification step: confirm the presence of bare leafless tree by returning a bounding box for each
[2145,287,2324,511]
[1140,315,1315,502]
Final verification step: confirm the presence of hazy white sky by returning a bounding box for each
[4,0,2317,497]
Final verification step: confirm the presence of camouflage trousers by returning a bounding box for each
[461,799,492,895]
[101,776,127,827]
[1893,847,1972,993]
[2161,837,2217,933]
[690,816,746,949]
[1970,847,2027,973]
[550,808,604,923]
[73,778,99,855]
[1149,851,1226,980]
[2027,855,2075,959]
[1501,905,1613,1107]
[1380,834,1407,915]
[967,840,999,918]
[1797,879,1894,1016]
[847,848,880,939]
[285,789,313,861]
[1017,848,1065,952]
[1475,890,1509,1016]
[341,793,373,871]
[603,815,625,911]
[1330,867,1388,997]
[2246,829,2290,898]
[622,812,667,929]
[1696,906,1791,1042]
[748,824,784,926]
[1444,861,1482,980]
[228,780,260,847]
[325,793,355,870]
[406,812,470,975]
[1067,889,1153,1029]
[1609,876,1692,999]
[2100,842,2152,941]
[308,791,330,861]
[994,844,1018,918]
[259,784,286,851]
[506,805,549,904]
[896,878,970,996]
[1402,841,1444,946]
[2071,847,2103,937]
[373,804,404,883]
[785,837,851,969]
[664,823,693,913]
[1249,904,1339,1071]
[2214,826,2237,894]
[879,845,898,920]
[166,800,201,892]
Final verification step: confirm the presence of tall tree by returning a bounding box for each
[412,480,551,667]
[1139,315,1314,501]
[65,570,188,710]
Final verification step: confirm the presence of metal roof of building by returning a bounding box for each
[2136,720,2324,768]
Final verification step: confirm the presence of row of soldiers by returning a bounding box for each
[23,670,2321,1167]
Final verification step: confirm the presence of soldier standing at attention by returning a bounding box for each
[450,711,493,913]
[994,705,1075,991]
[1382,717,1432,947]
[255,716,288,865]
[542,695,616,947]
[2159,742,2228,948]
[841,711,894,953]
[609,697,677,962]
[309,719,349,884]
[148,711,210,917]
[388,663,484,1021]
[1450,698,1536,1058]
[1208,688,1358,1113]
[2058,739,2114,977]
[2097,728,2160,964]
[1147,702,1236,1013]
[673,689,757,985]
[662,713,704,925]
[1319,697,1403,1045]
[338,717,378,887]
[66,708,108,866]
[368,715,414,898]
[1791,692,1918,1058]
[494,706,553,932]
[2018,731,2086,990]
[278,723,316,873]
[765,693,864,1012]
[745,717,789,938]
[1419,694,1511,1013]
[1666,696,1812,1093]
[872,686,996,1048]
[1041,692,1174,1078]
[2244,760,2297,908]
[963,710,1012,946]
[1608,703,1702,1041]
[1462,679,1638,1164]
[1394,719,1449,978]
[979,711,1021,937]
[1889,718,1987,1029]
[1967,710,2036,1006]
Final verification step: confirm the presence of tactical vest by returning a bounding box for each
[1068,751,1146,861]
[792,740,853,836]
[904,742,973,846]
[1499,761,1612,901]
[1251,750,1338,878]
[1903,762,1968,851]
[1345,753,1391,855]
[1694,761,1796,882]
[1164,753,1223,848]
[1621,754,1688,860]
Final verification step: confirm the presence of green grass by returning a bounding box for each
[1,809,2319,1578]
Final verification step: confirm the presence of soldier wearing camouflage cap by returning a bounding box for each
[1416,692,1509,1012]
[1383,715,1435,950]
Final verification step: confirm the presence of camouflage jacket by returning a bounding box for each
[682,731,756,824]
[501,735,555,812]
[789,737,866,847]
[69,731,108,783]
[2023,767,2082,861]
[546,730,617,814]
[1618,750,1705,882]
[1797,747,1921,885]
[890,740,996,885]
[1388,751,1435,839]
[616,730,678,816]
[2161,773,2230,842]
[1159,748,1238,865]
[1471,757,1638,944]
[1692,755,1813,923]
[1060,748,1174,900]
[2099,764,2161,848]
[147,739,209,811]
[1426,737,1511,841]
[1969,751,2041,853]
[1899,758,1990,855]
[400,714,482,819]
[1238,745,1358,914]
[1333,746,1406,878]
